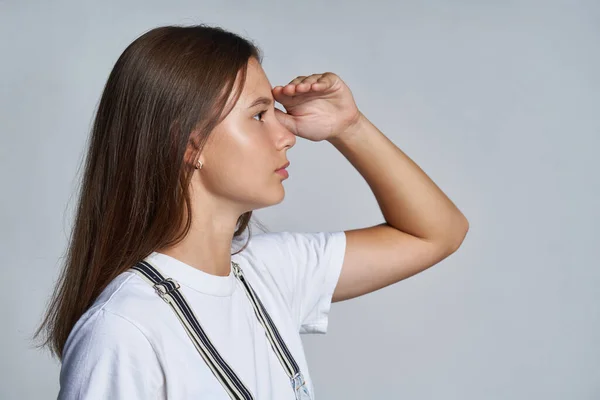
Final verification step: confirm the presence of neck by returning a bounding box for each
[157,203,243,277]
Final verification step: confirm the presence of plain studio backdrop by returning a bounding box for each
[1,1,599,399]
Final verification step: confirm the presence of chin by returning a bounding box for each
[247,183,285,211]
[270,183,286,205]
[266,180,287,206]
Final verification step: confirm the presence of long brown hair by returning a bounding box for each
[33,24,268,359]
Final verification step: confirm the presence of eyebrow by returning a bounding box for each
[247,96,273,109]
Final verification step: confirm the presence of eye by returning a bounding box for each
[253,110,268,122]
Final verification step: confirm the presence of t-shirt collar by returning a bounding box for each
[144,251,238,296]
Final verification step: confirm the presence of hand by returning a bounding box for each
[272,72,363,142]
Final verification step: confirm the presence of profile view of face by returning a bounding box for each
[196,57,297,213]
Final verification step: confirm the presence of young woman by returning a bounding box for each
[36,24,469,399]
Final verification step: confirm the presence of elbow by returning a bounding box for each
[423,216,470,255]
[447,217,469,253]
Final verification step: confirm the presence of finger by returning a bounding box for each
[296,74,323,91]
[273,108,298,135]
[284,74,324,96]
[284,74,321,94]
[294,73,330,93]
[281,82,298,96]
[278,73,326,97]
[288,76,307,86]
[313,73,334,90]
[272,85,294,102]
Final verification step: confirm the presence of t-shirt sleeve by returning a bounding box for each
[252,230,347,335]
[58,308,164,399]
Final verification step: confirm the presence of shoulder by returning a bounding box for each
[62,303,151,360]
[65,272,155,337]
[63,271,164,357]
[59,276,165,398]
[232,230,346,283]
[89,271,162,320]
[232,230,347,329]
[235,230,346,265]
[60,272,165,396]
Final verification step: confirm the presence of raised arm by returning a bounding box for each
[272,72,469,303]
[327,112,469,302]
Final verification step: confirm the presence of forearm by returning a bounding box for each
[328,112,469,249]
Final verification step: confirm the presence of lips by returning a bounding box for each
[275,161,290,171]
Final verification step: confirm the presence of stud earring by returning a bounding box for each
[195,159,203,170]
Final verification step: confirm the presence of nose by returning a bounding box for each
[275,120,296,150]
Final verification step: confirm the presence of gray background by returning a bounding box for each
[1,0,599,398]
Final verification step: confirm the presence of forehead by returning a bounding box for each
[232,58,273,109]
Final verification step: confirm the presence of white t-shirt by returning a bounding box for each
[58,230,346,399]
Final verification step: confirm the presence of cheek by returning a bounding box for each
[205,122,274,183]
[210,142,271,188]
[230,142,269,176]
[231,130,273,170]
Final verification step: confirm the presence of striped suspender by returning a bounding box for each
[131,260,253,399]
[129,259,312,400]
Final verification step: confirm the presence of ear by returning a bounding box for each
[184,134,202,170]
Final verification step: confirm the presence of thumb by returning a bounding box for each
[274,108,298,135]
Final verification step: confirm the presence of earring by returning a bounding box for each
[195,159,203,170]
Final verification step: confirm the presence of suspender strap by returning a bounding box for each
[231,262,300,377]
[129,259,311,400]
[231,262,311,399]
[131,261,253,400]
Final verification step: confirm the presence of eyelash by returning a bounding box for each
[253,110,268,122]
